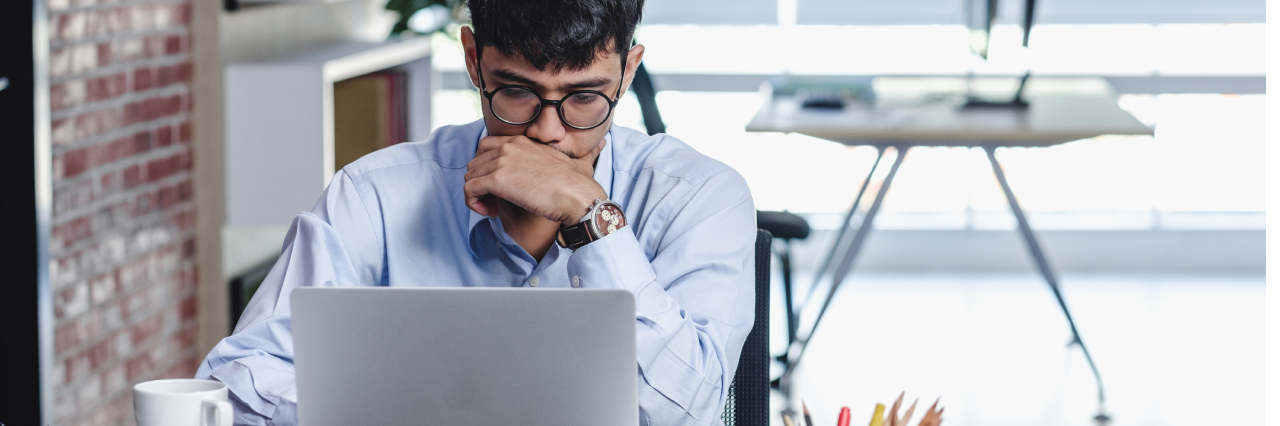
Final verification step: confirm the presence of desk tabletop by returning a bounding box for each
[746,77,1154,147]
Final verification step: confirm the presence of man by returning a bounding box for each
[196,0,757,424]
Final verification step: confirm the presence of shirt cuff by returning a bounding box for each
[207,354,297,420]
[565,226,655,293]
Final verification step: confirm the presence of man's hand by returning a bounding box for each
[464,136,607,226]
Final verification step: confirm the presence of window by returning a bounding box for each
[428,23,1265,230]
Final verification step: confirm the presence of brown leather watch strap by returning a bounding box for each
[556,220,594,250]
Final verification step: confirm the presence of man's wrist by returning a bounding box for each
[561,189,606,227]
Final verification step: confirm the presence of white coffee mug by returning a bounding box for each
[133,379,233,426]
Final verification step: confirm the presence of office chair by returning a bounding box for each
[754,211,809,363]
[722,229,772,426]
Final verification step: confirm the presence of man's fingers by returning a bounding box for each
[463,176,499,217]
[468,145,502,172]
[476,135,523,155]
[464,155,503,181]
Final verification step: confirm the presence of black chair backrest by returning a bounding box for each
[630,61,666,136]
[722,229,771,426]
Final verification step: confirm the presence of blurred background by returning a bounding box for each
[12,0,1263,424]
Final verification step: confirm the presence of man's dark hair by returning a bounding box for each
[466,0,644,71]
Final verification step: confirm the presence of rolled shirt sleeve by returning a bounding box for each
[196,171,383,426]
[567,169,757,426]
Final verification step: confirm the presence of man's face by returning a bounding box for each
[462,27,644,160]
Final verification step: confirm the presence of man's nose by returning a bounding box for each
[525,103,566,144]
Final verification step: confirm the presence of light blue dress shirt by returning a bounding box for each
[196,120,757,426]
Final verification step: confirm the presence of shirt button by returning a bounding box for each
[528,276,540,287]
[571,276,581,288]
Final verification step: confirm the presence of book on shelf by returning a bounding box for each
[334,71,409,172]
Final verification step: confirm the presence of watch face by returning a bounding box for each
[593,202,626,236]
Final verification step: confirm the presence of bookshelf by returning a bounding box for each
[224,36,434,226]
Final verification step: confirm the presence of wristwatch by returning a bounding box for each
[556,199,626,250]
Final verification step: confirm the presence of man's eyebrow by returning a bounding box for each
[492,68,613,90]
[492,68,538,86]
[563,77,613,90]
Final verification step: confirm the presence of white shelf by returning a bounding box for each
[225,36,435,226]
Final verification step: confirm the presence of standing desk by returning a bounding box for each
[746,77,1153,418]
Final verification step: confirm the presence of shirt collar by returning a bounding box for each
[466,127,616,257]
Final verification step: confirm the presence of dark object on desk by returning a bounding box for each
[229,258,277,331]
[800,92,845,110]
[721,229,771,426]
[963,73,1031,110]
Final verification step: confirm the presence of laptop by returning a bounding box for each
[291,287,638,426]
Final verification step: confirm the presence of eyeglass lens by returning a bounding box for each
[491,87,612,128]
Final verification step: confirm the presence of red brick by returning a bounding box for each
[56,323,78,353]
[99,171,117,193]
[173,3,192,25]
[62,148,88,177]
[133,131,152,154]
[177,62,193,82]
[56,215,94,248]
[178,121,191,142]
[55,109,125,146]
[156,66,173,88]
[145,152,188,183]
[145,156,168,182]
[155,125,173,147]
[86,72,127,103]
[168,209,195,233]
[51,80,87,111]
[129,312,165,346]
[157,185,176,209]
[165,35,182,55]
[124,351,155,382]
[97,42,111,67]
[122,165,142,188]
[52,3,197,422]
[178,295,196,321]
[52,118,73,145]
[178,180,193,201]
[86,336,117,370]
[57,13,85,42]
[133,67,154,92]
[146,34,167,58]
[62,354,86,386]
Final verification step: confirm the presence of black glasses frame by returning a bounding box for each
[476,52,626,130]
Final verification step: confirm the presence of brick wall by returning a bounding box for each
[46,0,198,425]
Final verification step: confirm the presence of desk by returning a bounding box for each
[747,77,1153,419]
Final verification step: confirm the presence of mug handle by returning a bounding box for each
[202,398,233,426]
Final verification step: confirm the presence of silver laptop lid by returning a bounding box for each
[292,287,638,426]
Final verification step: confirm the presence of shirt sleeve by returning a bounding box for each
[195,171,383,426]
[566,168,757,426]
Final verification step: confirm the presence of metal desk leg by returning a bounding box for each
[783,145,908,388]
[984,146,1110,424]
[779,146,888,417]
[801,146,887,308]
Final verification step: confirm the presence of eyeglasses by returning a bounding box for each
[476,55,625,130]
